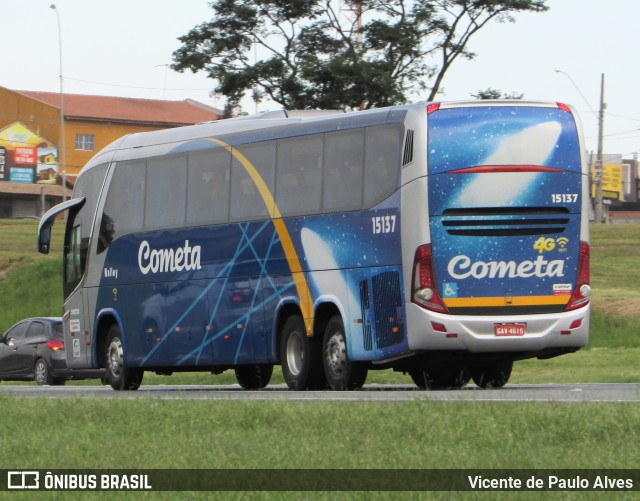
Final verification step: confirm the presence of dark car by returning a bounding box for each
[0,318,103,385]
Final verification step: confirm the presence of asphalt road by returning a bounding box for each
[1,383,638,402]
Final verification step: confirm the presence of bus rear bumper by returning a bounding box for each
[405,303,590,353]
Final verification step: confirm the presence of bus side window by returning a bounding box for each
[364,125,402,207]
[276,135,323,217]
[146,155,187,230]
[230,141,276,222]
[187,148,231,226]
[64,221,82,296]
[73,163,108,264]
[323,129,364,213]
[98,161,145,253]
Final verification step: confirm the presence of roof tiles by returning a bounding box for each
[17,90,220,126]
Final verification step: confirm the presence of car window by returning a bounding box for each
[27,321,46,339]
[51,322,64,339]
[5,321,29,341]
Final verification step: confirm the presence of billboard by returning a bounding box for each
[592,162,623,201]
[0,122,58,184]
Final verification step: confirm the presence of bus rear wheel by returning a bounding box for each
[105,325,143,391]
[471,362,512,389]
[409,367,470,390]
[280,315,324,390]
[235,364,273,389]
[323,315,367,390]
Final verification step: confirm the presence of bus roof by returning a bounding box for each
[80,100,575,174]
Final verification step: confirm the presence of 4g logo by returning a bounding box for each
[533,236,570,254]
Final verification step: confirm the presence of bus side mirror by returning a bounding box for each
[39,227,51,254]
[37,197,86,255]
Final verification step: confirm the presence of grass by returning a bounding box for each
[2,398,638,469]
[0,219,63,328]
[1,398,639,500]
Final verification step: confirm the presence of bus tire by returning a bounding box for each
[409,368,470,390]
[235,364,273,389]
[105,324,143,391]
[280,315,324,390]
[471,362,512,389]
[323,315,368,391]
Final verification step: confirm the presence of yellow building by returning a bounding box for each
[0,86,221,218]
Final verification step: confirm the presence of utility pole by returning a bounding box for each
[595,73,605,224]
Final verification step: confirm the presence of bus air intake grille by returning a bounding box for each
[359,280,373,351]
[372,271,405,349]
[441,207,570,237]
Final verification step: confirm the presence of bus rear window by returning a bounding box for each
[428,106,581,174]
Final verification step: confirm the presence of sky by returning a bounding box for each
[2,0,639,159]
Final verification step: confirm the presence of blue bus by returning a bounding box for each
[38,101,590,390]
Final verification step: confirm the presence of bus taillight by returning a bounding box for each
[427,103,441,115]
[412,244,448,313]
[566,241,590,311]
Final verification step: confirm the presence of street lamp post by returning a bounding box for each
[50,4,66,203]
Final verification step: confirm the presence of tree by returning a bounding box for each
[172,0,547,114]
[472,88,524,100]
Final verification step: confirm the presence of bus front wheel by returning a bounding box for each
[280,315,324,390]
[105,325,143,391]
[323,315,367,390]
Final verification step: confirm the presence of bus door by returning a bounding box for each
[37,197,93,368]
[62,212,94,368]
[426,103,585,315]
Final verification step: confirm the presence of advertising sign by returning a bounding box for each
[10,167,35,183]
[14,147,37,166]
[37,148,59,184]
[591,163,623,201]
[0,122,57,184]
[0,147,6,181]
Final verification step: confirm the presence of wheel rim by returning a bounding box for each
[35,360,46,384]
[325,331,347,377]
[286,330,304,377]
[107,338,124,378]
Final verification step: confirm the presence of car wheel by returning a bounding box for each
[34,358,55,386]
[105,324,143,391]
[235,364,273,389]
[323,315,367,390]
[280,315,324,390]
[471,362,513,389]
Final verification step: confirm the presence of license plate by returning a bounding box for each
[494,323,526,336]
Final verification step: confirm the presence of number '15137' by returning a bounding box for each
[372,215,396,234]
